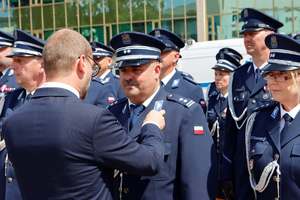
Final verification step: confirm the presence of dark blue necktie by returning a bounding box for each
[255,68,261,83]
[129,104,145,130]
[280,113,293,143]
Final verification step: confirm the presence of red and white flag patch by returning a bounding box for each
[194,126,204,135]
[107,96,116,104]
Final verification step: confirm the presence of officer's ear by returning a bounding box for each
[153,61,161,74]
[76,55,86,79]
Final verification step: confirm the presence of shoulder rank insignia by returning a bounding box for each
[271,106,279,119]
[171,79,180,88]
[100,77,110,84]
[166,94,195,108]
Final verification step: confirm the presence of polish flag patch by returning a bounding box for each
[194,126,204,135]
[107,96,116,104]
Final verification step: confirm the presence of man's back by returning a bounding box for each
[3,87,164,200]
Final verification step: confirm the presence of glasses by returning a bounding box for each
[78,55,100,77]
[263,72,294,82]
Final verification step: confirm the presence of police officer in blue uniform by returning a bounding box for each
[0,31,19,200]
[245,34,300,200]
[84,42,124,107]
[222,8,283,200]
[0,29,46,200]
[207,48,242,199]
[108,31,216,200]
[149,28,207,113]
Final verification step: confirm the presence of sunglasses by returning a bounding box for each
[78,55,101,77]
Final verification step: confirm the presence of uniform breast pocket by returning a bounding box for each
[290,144,300,183]
[250,137,268,160]
[233,90,248,102]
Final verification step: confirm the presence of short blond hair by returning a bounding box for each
[43,28,92,78]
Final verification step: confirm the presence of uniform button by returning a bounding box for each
[7,177,13,183]
[252,99,256,104]
[123,187,129,194]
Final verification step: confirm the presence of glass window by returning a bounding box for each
[146,0,159,20]
[173,0,184,18]
[80,27,91,41]
[161,0,171,19]
[132,22,145,32]
[119,23,131,32]
[92,26,104,43]
[32,5,42,30]
[174,19,184,40]
[273,0,293,34]
[79,0,90,26]
[66,2,78,28]
[132,0,145,21]
[187,18,196,40]
[44,30,53,39]
[186,0,196,16]
[92,1,103,25]
[43,5,53,29]
[54,3,65,28]
[105,0,117,24]
[10,0,19,7]
[118,0,131,22]
[146,21,152,33]
[294,0,300,34]
[11,8,20,28]
[21,7,30,30]
[206,0,220,16]
[161,19,172,30]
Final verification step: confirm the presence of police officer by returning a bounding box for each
[222,8,283,200]
[0,30,18,200]
[149,28,207,113]
[108,31,215,200]
[245,34,300,200]
[0,29,46,200]
[84,41,124,107]
[207,48,242,199]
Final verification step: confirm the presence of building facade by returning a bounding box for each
[0,0,299,43]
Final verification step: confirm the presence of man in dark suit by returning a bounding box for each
[0,29,46,200]
[3,28,165,200]
[222,8,283,200]
[109,31,215,200]
[149,28,207,113]
[84,42,124,107]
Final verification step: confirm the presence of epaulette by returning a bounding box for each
[251,100,277,113]
[166,93,195,108]
[107,97,127,108]
[180,71,194,80]
[182,75,198,85]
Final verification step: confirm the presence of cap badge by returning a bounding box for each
[121,33,131,45]
[155,30,161,37]
[270,36,278,48]
[244,9,248,18]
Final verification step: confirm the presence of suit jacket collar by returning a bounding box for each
[267,105,281,153]
[32,87,80,100]
[250,76,266,97]
[281,111,300,147]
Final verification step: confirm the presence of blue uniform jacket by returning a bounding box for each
[223,62,273,200]
[84,71,124,107]
[0,88,26,200]
[207,89,228,180]
[109,88,216,200]
[249,103,300,200]
[0,68,18,89]
[163,70,207,113]
[3,87,164,200]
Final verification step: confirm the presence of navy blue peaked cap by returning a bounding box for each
[110,31,166,69]
[7,29,45,57]
[149,28,184,52]
[240,8,283,34]
[0,30,14,48]
[212,48,242,72]
[91,41,114,58]
[263,33,300,74]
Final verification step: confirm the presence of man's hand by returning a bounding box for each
[143,110,166,130]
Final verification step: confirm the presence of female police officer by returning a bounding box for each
[207,47,242,199]
[245,33,300,200]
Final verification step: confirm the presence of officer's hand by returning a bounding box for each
[143,110,166,130]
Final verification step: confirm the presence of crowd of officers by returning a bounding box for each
[0,6,299,200]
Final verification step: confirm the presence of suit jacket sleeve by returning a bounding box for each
[92,109,164,176]
[179,105,216,200]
